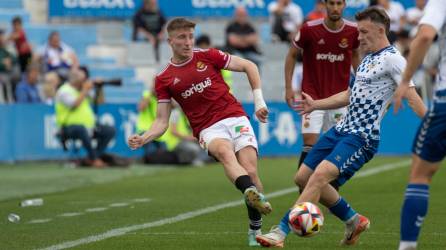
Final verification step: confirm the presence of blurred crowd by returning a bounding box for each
[0,16,79,104]
[0,0,438,167]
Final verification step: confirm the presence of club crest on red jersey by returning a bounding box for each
[338,38,349,49]
[196,61,208,72]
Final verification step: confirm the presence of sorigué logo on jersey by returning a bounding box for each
[316,52,344,63]
[181,77,212,99]
[196,61,208,72]
[338,38,349,48]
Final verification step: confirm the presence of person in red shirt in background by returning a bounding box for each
[8,16,32,73]
[306,0,327,22]
[128,18,272,247]
[284,0,360,192]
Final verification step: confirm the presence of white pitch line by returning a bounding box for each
[58,212,84,217]
[85,207,109,213]
[37,160,410,250]
[28,219,53,224]
[109,203,129,207]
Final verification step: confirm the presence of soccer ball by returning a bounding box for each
[288,202,324,237]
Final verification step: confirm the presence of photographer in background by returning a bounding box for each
[55,68,115,168]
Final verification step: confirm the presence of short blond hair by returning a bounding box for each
[166,18,196,35]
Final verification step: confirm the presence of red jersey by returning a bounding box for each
[155,48,246,137]
[293,18,359,100]
[13,30,31,55]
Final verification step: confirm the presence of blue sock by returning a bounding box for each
[400,184,429,242]
[278,210,291,235]
[329,197,357,222]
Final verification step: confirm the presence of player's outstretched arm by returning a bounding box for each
[226,55,269,123]
[393,24,437,113]
[284,46,302,108]
[404,87,427,118]
[128,102,172,150]
[296,90,350,115]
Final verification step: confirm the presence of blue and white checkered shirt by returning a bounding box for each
[336,46,413,141]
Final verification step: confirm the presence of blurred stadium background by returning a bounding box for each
[1,1,445,249]
[0,0,426,162]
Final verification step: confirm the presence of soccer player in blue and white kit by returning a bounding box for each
[393,0,446,249]
[256,7,427,248]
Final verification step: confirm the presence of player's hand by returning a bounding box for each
[82,80,94,92]
[127,134,146,150]
[255,107,269,123]
[295,92,315,115]
[285,89,301,111]
[393,81,411,114]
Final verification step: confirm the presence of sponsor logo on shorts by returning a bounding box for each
[235,125,250,134]
[199,138,206,149]
[335,155,342,162]
[303,114,310,128]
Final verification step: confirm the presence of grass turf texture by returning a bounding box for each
[0,157,445,249]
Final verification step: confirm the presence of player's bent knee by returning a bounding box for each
[294,173,307,190]
[308,170,330,187]
[212,146,235,164]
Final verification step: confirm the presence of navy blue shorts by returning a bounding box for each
[303,128,378,186]
[412,103,446,162]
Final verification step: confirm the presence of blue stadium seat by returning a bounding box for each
[89,67,135,79]
[259,23,272,43]
[103,84,145,104]
[78,56,116,67]
[0,9,30,23]
[0,0,23,9]
[25,24,97,55]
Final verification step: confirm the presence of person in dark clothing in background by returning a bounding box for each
[132,0,166,63]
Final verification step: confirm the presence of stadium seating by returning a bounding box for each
[0,0,23,9]
[0,9,29,23]
[0,1,293,104]
[97,22,126,45]
[126,42,157,66]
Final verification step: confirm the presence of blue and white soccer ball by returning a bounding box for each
[288,202,324,237]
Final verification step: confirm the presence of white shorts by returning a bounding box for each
[301,107,347,134]
[198,116,258,153]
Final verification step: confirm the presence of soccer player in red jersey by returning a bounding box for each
[128,18,271,246]
[284,0,360,190]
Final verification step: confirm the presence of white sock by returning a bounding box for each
[399,241,417,250]
[346,213,358,225]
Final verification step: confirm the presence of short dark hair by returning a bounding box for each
[166,18,196,34]
[355,7,390,34]
[195,34,211,47]
[12,16,22,25]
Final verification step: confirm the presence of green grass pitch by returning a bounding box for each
[0,156,445,249]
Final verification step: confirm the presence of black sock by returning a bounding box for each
[330,180,340,191]
[247,205,262,230]
[297,145,312,169]
[235,175,254,193]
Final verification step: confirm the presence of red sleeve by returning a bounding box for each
[155,76,171,103]
[206,48,231,69]
[293,24,308,49]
